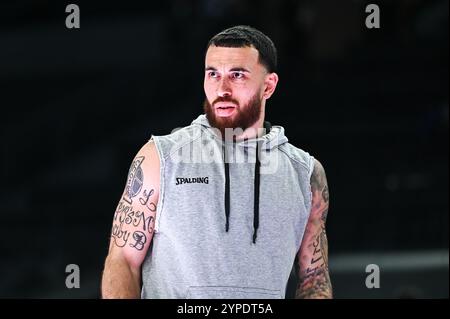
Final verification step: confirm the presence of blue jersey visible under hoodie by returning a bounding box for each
[141,114,315,299]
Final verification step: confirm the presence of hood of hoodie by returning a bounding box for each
[191,114,288,151]
[190,114,288,244]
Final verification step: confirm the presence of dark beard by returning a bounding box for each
[203,94,262,139]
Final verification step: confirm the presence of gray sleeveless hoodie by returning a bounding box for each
[142,114,315,299]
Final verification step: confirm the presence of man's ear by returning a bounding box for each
[263,72,279,100]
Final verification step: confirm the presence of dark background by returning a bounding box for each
[0,0,448,298]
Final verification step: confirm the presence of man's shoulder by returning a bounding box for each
[278,142,314,171]
[150,121,202,158]
[135,140,160,169]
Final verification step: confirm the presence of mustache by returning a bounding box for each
[212,97,239,107]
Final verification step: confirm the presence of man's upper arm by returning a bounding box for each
[295,159,332,298]
[107,141,160,270]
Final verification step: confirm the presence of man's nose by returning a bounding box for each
[217,78,232,98]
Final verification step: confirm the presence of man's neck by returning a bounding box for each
[229,117,265,141]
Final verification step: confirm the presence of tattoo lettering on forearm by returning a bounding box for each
[320,228,329,269]
[296,268,332,299]
[297,230,332,298]
[122,156,145,205]
[310,234,324,265]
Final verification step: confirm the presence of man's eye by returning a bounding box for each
[208,71,218,78]
[231,72,244,79]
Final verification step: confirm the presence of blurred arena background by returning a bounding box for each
[0,0,448,298]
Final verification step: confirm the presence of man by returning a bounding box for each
[101,25,332,299]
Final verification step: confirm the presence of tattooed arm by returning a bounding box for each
[295,159,333,299]
[101,141,160,299]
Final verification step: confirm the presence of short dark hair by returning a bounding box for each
[207,25,278,73]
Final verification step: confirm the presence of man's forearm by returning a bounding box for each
[295,268,333,299]
[101,256,141,299]
[296,159,333,299]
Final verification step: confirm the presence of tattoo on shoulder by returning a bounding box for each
[123,156,145,205]
[311,160,328,194]
[311,160,329,222]
[322,185,329,203]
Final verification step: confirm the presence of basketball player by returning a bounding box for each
[101,25,332,299]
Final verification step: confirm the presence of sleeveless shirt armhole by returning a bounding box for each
[149,135,165,233]
[306,154,315,221]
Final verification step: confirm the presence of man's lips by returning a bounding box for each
[214,102,237,109]
[214,103,237,117]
